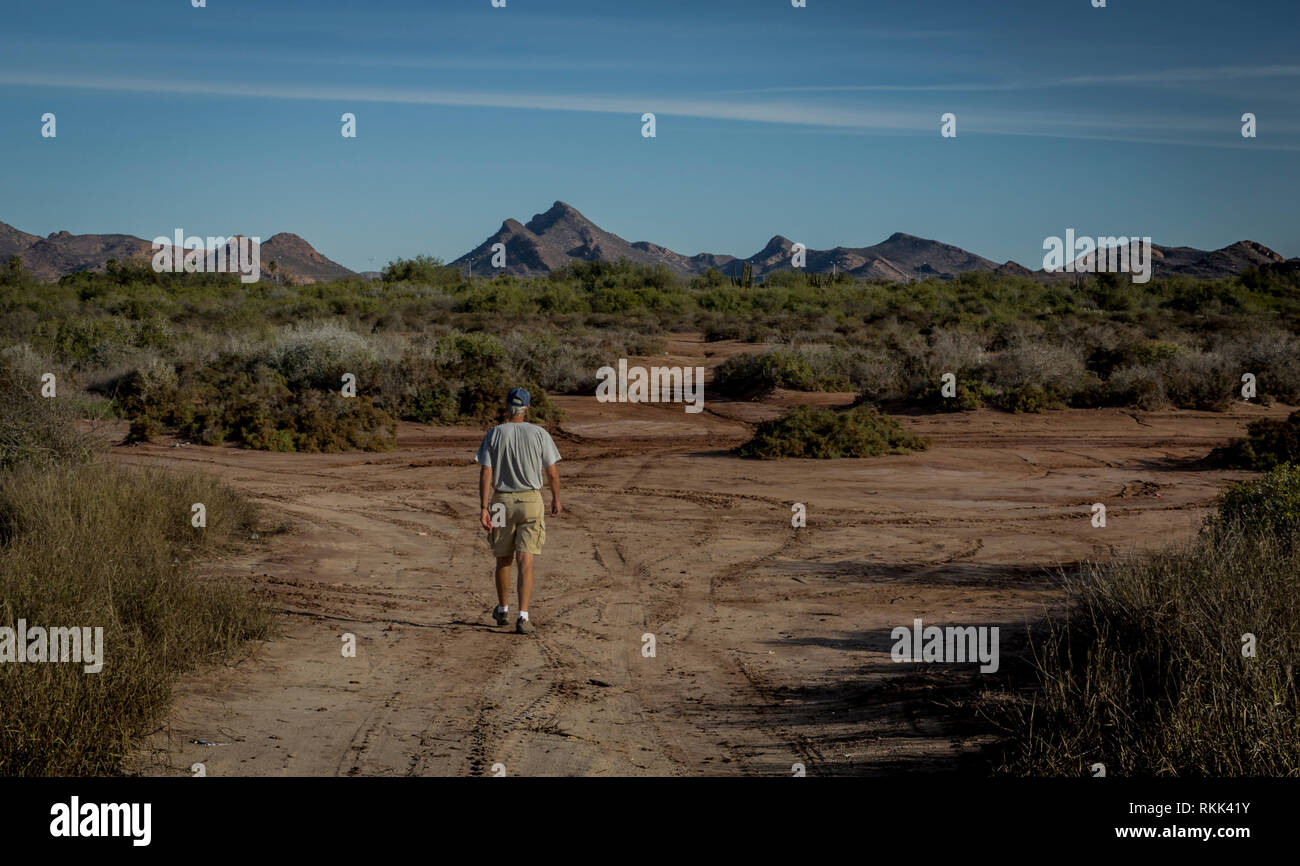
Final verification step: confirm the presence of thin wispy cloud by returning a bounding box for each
[0,38,632,73]
[2,70,1290,148]
[0,71,924,130]
[718,64,1300,94]
[849,28,974,39]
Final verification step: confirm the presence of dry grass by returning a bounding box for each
[0,463,277,775]
[988,509,1300,776]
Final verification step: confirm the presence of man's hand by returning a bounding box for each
[479,464,494,532]
[546,463,562,517]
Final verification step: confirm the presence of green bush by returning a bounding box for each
[9,263,1300,424]
[1211,412,1300,470]
[735,404,928,459]
[381,254,462,288]
[713,350,817,398]
[994,383,1067,414]
[912,376,994,411]
[116,354,397,452]
[1211,463,1300,539]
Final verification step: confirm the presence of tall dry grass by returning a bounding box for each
[0,356,275,775]
[0,463,276,775]
[989,486,1300,776]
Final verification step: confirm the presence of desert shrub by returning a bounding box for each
[500,331,661,395]
[252,320,378,391]
[111,327,564,446]
[1210,463,1300,539]
[0,463,275,775]
[735,405,928,459]
[1107,363,1167,410]
[31,317,144,370]
[714,349,814,396]
[988,516,1300,776]
[1160,350,1234,411]
[993,383,1067,414]
[116,353,397,452]
[7,264,1300,420]
[1100,347,1233,411]
[713,350,817,398]
[788,346,856,391]
[0,255,30,287]
[381,254,461,288]
[454,280,533,314]
[427,333,563,426]
[0,357,100,471]
[848,350,907,403]
[1215,330,1300,405]
[991,340,1089,393]
[1086,340,1181,378]
[925,328,988,378]
[699,314,757,342]
[910,375,995,411]
[1210,411,1300,471]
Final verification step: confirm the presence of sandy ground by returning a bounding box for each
[115,335,1290,776]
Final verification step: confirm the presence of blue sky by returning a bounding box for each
[1,0,1297,271]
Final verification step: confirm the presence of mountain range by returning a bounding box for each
[0,225,355,284]
[1,202,1291,285]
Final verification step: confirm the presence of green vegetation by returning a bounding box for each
[734,405,928,459]
[0,355,99,470]
[1212,462,1300,539]
[2,255,1299,449]
[713,349,823,397]
[0,359,274,775]
[988,466,1300,776]
[1210,410,1300,469]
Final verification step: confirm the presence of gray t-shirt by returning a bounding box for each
[475,421,561,492]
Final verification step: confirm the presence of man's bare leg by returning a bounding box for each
[494,555,513,609]
[516,552,534,614]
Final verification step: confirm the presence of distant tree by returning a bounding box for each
[104,257,159,286]
[382,254,454,286]
[1,255,26,286]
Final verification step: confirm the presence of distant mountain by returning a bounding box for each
[16,230,157,283]
[752,231,1000,281]
[450,201,1288,283]
[203,233,355,283]
[448,201,735,278]
[448,201,1003,281]
[0,221,40,262]
[2,208,1291,285]
[1156,240,1287,279]
[1056,239,1288,283]
[995,260,1035,278]
[0,223,354,284]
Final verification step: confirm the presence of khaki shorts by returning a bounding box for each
[487,489,547,557]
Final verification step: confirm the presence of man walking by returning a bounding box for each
[475,387,562,635]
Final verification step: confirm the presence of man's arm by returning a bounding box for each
[480,464,494,531]
[546,463,562,516]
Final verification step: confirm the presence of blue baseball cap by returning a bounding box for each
[506,387,531,410]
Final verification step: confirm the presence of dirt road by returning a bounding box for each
[118,336,1287,776]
